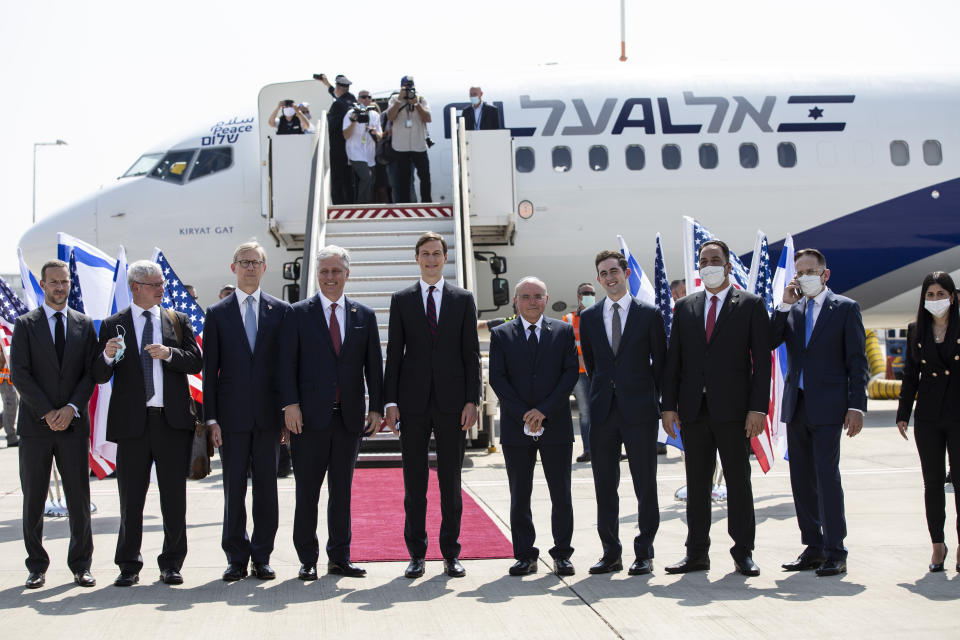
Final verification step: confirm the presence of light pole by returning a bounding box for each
[32,139,68,224]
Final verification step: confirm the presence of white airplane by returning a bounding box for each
[19,65,960,327]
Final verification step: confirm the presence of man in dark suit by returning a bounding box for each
[384,231,481,579]
[772,248,868,577]
[10,259,98,589]
[318,73,357,204]
[203,241,289,582]
[92,259,202,587]
[280,245,383,580]
[580,250,667,576]
[463,86,500,130]
[661,239,771,576]
[489,277,579,576]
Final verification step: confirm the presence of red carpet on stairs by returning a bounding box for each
[350,467,514,562]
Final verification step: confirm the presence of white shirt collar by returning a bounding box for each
[604,294,631,313]
[320,293,346,311]
[235,288,261,306]
[420,278,444,294]
[805,287,830,307]
[131,302,160,319]
[705,282,733,306]
[42,303,66,320]
[520,315,543,332]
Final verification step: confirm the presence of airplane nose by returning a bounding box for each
[18,195,98,268]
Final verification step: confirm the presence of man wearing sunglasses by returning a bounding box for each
[343,90,382,204]
[93,259,202,587]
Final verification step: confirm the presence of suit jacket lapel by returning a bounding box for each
[225,293,253,357]
[32,308,60,371]
[435,282,453,339]
[710,288,739,342]
[62,308,85,368]
[253,294,276,358]
[536,317,554,366]
[616,297,641,354]
[312,294,336,356]
[341,297,360,350]
[807,292,835,347]
[691,291,707,345]
[160,306,178,347]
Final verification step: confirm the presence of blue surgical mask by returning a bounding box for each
[469,96,480,106]
[114,325,126,361]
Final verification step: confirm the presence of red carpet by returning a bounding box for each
[350,468,514,562]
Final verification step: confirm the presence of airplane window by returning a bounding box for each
[589,146,608,171]
[777,142,797,168]
[147,149,197,185]
[552,146,572,172]
[739,143,759,169]
[515,147,535,173]
[625,145,645,170]
[662,144,681,170]
[699,144,718,169]
[923,140,942,166]
[890,140,910,166]
[189,147,233,181]
[121,153,163,178]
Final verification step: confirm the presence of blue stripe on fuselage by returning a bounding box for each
[742,177,960,294]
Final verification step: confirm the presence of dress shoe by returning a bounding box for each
[251,563,276,580]
[628,558,653,575]
[73,569,96,587]
[222,563,248,581]
[328,561,366,577]
[160,569,183,585]
[815,558,847,577]
[25,572,45,589]
[554,558,575,576]
[298,564,318,581]
[113,571,139,587]
[781,554,825,571]
[664,556,710,574]
[657,443,667,455]
[404,558,425,579]
[576,452,591,463]
[589,557,623,574]
[6,440,19,448]
[929,544,947,573]
[734,556,760,577]
[509,559,537,576]
[444,558,466,578]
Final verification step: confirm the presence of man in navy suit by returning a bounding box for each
[579,250,667,576]
[203,241,290,582]
[771,248,868,577]
[280,245,383,580]
[489,277,579,576]
[462,86,500,130]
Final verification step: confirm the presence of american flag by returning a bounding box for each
[747,233,776,473]
[653,233,673,339]
[684,216,750,290]
[67,251,85,314]
[153,249,204,402]
[0,275,30,360]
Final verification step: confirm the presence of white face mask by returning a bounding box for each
[282,107,296,117]
[580,295,595,307]
[798,274,824,297]
[700,265,726,289]
[924,298,952,318]
[469,96,480,106]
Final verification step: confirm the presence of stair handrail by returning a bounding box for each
[300,111,330,300]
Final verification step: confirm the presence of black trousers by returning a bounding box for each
[114,411,193,573]
[680,399,755,559]
[394,151,431,203]
[914,416,960,544]
[219,427,280,565]
[330,143,353,205]
[19,426,93,573]
[400,407,465,559]
[502,442,573,562]
[787,394,847,560]
[590,402,659,561]
[290,410,361,564]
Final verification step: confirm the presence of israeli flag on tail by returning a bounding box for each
[17,248,43,310]
[769,235,796,459]
[681,216,750,293]
[616,235,656,305]
[746,231,776,473]
[653,233,683,451]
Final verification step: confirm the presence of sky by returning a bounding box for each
[1,0,957,272]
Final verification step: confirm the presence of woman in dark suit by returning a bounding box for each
[897,271,960,572]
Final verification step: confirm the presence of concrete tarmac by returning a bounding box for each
[0,399,956,638]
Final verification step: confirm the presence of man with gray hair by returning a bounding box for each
[462,86,500,131]
[202,241,290,581]
[93,259,202,587]
[488,276,579,576]
[280,245,383,579]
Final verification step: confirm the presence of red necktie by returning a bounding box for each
[705,295,719,343]
[329,303,341,401]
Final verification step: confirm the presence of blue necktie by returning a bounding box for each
[244,296,257,352]
[800,298,815,389]
[141,310,155,402]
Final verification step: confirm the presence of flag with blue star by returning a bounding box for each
[151,248,204,402]
[67,250,86,314]
[0,274,30,361]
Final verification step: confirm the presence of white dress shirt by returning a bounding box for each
[103,303,169,407]
[235,288,261,330]
[320,293,346,343]
[703,283,733,329]
[603,294,631,347]
[520,315,543,341]
[420,277,444,317]
[42,304,78,415]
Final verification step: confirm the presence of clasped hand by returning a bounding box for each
[43,406,74,431]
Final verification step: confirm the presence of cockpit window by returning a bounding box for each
[147,149,197,184]
[121,153,164,178]
[189,147,233,180]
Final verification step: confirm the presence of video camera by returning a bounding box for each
[351,105,370,124]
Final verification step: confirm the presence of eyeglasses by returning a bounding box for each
[133,280,166,289]
[358,95,371,99]
[235,259,265,269]
[517,294,546,302]
[796,269,825,277]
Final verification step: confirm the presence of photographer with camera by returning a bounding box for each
[316,73,357,204]
[386,75,432,203]
[268,99,310,135]
[343,91,383,204]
